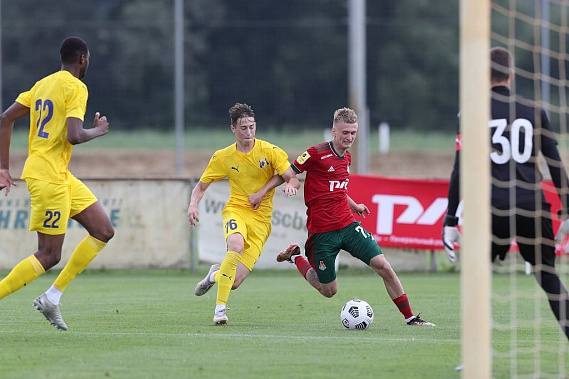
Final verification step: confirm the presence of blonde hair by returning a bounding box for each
[333,107,358,125]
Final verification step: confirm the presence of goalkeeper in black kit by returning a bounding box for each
[442,46,569,340]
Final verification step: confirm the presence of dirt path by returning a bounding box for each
[8,148,455,179]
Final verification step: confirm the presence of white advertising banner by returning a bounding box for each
[197,180,308,269]
[0,179,190,269]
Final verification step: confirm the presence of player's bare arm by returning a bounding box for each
[0,102,30,195]
[281,167,300,197]
[347,195,369,218]
[249,174,284,210]
[248,167,299,210]
[66,112,109,145]
[188,180,211,227]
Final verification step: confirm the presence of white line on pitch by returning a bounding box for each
[0,329,457,343]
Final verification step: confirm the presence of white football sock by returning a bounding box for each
[45,285,63,305]
[215,304,226,314]
[208,270,217,283]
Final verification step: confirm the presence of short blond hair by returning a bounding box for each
[333,107,358,125]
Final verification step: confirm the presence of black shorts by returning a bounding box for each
[492,203,556,267]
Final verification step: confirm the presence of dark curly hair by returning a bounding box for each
[60,36,88,65]
[229,103,255,126]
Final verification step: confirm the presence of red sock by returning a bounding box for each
[393,294,414,319]
[294,256,312,281]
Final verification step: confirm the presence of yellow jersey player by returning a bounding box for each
[188,102,299,325]
[0,36,114,330]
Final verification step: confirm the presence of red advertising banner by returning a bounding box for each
[350,175,565,254]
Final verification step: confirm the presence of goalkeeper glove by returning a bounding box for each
[555,210,569,253]
[442,215,461,263]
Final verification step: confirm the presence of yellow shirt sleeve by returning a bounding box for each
[200,150,229,183]
[268,144,291,176]
[15,90,32,108]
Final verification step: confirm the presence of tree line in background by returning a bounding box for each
[2,0,560,133]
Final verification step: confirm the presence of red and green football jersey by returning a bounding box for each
[292,142,355,233]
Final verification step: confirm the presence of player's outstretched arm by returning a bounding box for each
[0,102,29,196]
[66,112,109,145]
[281,167,300,197]
[443,141,461,263]
[188,181,210,227]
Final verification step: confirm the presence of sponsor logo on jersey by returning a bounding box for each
[259,157,269,168]
[318,261,326,271]
[327,166,335,172]
[329,179,349,191]
[296,151,310,165]
[320,153,333,160]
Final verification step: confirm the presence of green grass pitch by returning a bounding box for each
[0,268,566,378]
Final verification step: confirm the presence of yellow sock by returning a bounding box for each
[53,236,106,292]
[0,255,45,300]
[216,251,241,306]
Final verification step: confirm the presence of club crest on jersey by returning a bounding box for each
[296,151,310,165]
[318,261,326,271]
[259,157,269,168]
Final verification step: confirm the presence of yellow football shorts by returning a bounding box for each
[26,174,98,235]
[221,207,271,271]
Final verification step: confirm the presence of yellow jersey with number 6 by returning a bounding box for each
[16,70,88,184]
[200,139,290,223]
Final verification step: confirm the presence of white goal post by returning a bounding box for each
[460,0,492,378]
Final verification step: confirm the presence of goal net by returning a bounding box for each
[462,0,569,377]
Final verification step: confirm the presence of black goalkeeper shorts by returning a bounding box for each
[491,204,556,267]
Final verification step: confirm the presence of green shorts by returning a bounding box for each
[305,221,382,284]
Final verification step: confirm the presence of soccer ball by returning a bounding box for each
[340,299,374,330]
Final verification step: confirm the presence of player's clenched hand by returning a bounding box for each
[555,219,569,253]
[93,112,109,136]
[0,169,16,196]
[188,205,200,227]
[248,192,264,210]
[282,183,298,197]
